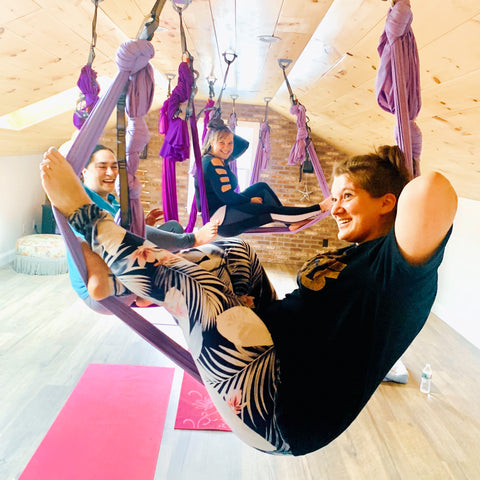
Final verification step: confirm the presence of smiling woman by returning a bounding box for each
[40,143,457,455]
[330,146,409,244]
[82,145,118,200]
[197,124,329,236]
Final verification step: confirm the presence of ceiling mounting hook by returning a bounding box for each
[278,58,297,105]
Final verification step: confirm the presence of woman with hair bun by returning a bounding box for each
[40,144,457,455]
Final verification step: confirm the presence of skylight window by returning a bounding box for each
[0,76,112,131]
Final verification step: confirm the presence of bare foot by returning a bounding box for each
[134,297,156,308]
[319,195,333,213]
[193,221,219,247]
[81,241,114,301]
[40,147,92,217]
[238,294,255,309]
[288,219,311,231]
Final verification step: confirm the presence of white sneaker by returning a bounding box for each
[383,359,409,384]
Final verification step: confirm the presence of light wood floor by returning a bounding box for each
[1,262,479,480]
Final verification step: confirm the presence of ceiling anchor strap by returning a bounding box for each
[87,0,102,66]
[278,58,297,105]
[215,51,238,109]
[137,0,168,40]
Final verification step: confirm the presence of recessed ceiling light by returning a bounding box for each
[258,35,281,43]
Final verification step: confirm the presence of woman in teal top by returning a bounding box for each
[67,145,218,313]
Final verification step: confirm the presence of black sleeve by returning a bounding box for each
[205,158,251,206]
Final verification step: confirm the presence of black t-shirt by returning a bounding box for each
[261,228,452,455]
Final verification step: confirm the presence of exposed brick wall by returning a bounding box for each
[99,101,350,268]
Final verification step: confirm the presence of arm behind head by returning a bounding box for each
[394,171,457,265]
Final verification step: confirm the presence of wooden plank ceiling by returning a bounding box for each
[1,0,479,200]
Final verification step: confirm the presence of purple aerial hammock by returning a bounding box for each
[249,97,272,185]
[73,0,101,130]
[244,61,331,235]
[50,0,422,383]
[157,0,209,232]
[54,0,202,383]
[376,0,421,178]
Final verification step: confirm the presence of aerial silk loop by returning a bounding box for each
[53,1,202,384]
[159,0,209,231]
[250,97,271,185]
[376,0,421,178]
[158,73,175,135]
[227,94,241,190]
[229,94,238,132]
[73,0,101,129]
[201,96,215,142]
[245,62,331,235]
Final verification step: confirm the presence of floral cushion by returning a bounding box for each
[15,234,66,258]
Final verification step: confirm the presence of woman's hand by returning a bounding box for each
[145,208,164,226]
[250,197,263,204]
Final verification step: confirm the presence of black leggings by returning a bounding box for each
[212,182,321,237]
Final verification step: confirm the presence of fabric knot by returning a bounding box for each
[127,117,150,152]
[385,0,413,42]
[127,175,142,199]
[116,39,155,74]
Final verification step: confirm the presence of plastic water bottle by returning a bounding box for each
[420,363,432,394]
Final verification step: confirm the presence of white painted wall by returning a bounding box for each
[432,197,480,349]
[0,154,45,265]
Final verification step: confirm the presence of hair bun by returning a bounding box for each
[377,145,403,168]
[208,117,226,129]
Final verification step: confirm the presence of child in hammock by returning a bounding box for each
[40,145,456,455]
[196,124,332,236]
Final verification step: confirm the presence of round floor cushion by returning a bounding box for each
[13,234,68,275]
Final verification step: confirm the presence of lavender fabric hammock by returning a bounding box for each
[285,102,330,196]
[73,64,100,129]
[288,103,308,166]
[53,38,201,383]
[376,0,421,177]
[247,103,331,235]
[228,111,240,191]
[250,120,271,185]
[116,50,156,238]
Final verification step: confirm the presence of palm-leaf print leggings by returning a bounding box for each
[70,204,291,454]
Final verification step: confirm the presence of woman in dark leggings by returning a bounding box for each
[197,125,329,236]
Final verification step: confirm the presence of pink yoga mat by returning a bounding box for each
[174,372,231,432]
[19,364,174,480]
